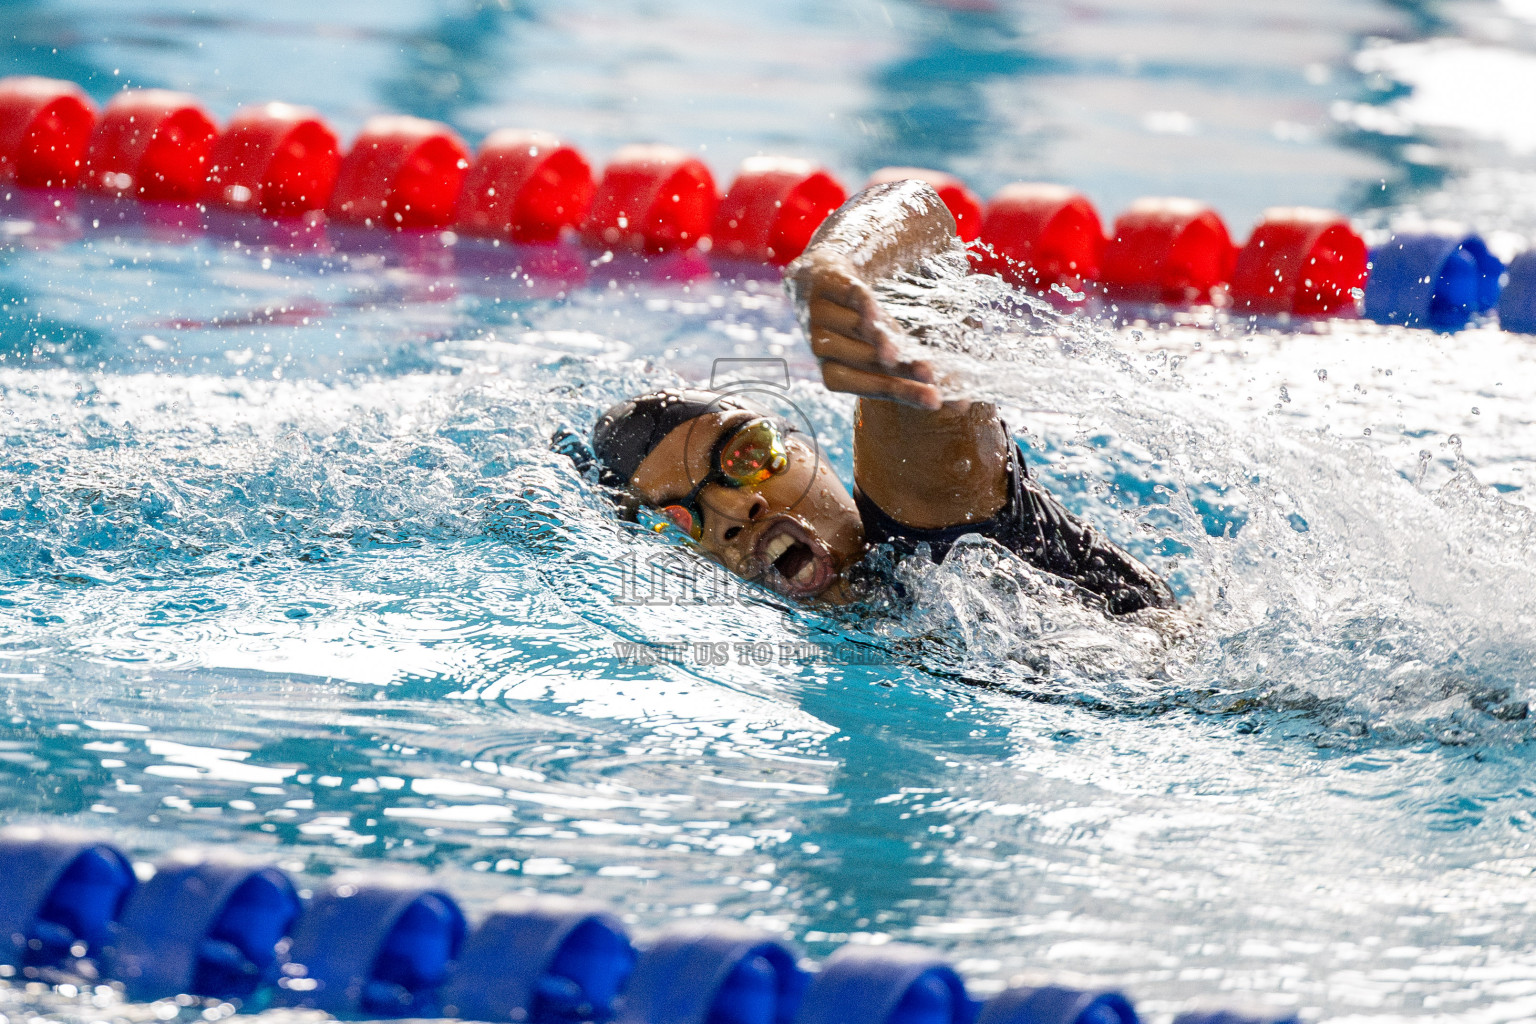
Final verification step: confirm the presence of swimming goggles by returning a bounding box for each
[653,417,790,541]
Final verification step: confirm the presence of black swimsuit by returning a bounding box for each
[853,441,1176,615]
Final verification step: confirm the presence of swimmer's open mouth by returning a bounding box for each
[753,516,834,598]
[772,538,814,580]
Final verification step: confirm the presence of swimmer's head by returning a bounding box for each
[590,388,866,600]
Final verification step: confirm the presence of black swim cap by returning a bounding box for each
[590,388,752,488]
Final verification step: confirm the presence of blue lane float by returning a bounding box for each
[441,894,635,1023]
[976,985,1137,1024]
[1173,1010,1300,1024]
[0,828,1307,1024]
[275,876,467,1017]
[102,851,300,1002]
[1500,250,1536,335]
[1363,232,1503,332]
[0,826,136,972]
[616,920,806,1024]
[795,943,975,1024]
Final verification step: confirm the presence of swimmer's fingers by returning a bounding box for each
[793,252,914,373]
[807,298,905,367]
[820,361,943,411]
[809,330,934,384]
[807,292,891,336]
[796,255,892,324]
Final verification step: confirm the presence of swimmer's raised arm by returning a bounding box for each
[786,180,1010,531]
[782,183,1172,614]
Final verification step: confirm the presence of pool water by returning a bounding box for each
[6,1,1536,1021]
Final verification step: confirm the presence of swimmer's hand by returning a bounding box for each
[787,178,962,411]
[789,250,943,411]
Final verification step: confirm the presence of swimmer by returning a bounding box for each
[572,180,1174,614]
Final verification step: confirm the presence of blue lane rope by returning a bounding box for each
[0,827,136,970]
[796,943,976,1024]
[616,920,806,1024]
[1363,232,1504,332]
[442,895,635,1023]
[1,830,1301,1024]
[1173,1010,1300,1024]
[976,985,1138,1024]
[103,852,300,1002]
[275,877,467,1017]
[1500,251,1536,336]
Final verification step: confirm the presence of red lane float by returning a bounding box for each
[456,129,594,244]
[203,103,340,218]
[866,166,982,242]
[82,90,218,201]
[1230,207,1367,316]
[581,144,717,254]
[1101,198,1236,304]
[327,115,470,229]
[712,157,846,264]
[0,76,98,188]
[977,183,1103,290]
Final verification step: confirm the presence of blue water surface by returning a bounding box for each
[6,2,1536,1022]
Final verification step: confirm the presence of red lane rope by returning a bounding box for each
[0,76,1369,316]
